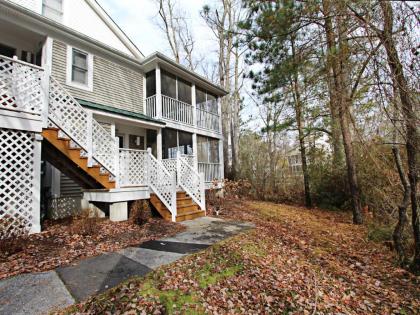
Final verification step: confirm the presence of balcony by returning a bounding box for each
[144,68,221,133]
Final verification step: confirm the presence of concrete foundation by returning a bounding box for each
[109,202,128,222]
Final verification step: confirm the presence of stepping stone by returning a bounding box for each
[0,271,74,315]
[120,247,185,269]
[162,218,255,245]
[138,240,209,254]
[56,253,151,301]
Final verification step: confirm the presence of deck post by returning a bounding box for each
[199,172,206,212]
[30,133,43,234]
[157,128,162,160]
[86,111,93,167]
[114,137,120,188]
[155,64,162,119]
[41,65,50,128]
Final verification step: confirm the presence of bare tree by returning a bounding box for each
[155,0,197,70]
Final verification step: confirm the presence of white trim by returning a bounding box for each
[66,44,93,92]
[84,0,144,59]
[0,109,43,132]
[83,186,150,203]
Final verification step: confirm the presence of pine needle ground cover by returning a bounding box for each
[60,201,419,314]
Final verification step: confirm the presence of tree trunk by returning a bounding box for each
[291,37,312,208]
[392,146,410,265]
[322,8,344,166]
[322,0,363,224]
[379,1,419,273]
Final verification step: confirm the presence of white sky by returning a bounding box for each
[97,0,216,58]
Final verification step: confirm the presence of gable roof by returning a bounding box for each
[86,0,144,59]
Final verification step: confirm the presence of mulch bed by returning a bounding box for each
[0,217,185,280]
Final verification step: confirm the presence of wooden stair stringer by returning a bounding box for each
[42,128,115,190]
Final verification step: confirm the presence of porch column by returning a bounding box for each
[217,97,224,180]
[157,128,163,160]
[192,133,198,171]
[192,83,197,127]
[30,133,43,234]
[156,64,162,119]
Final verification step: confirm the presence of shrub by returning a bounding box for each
[129,200,152,225]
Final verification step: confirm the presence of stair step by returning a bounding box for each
[42,129,115,190]
[176,210,205,222]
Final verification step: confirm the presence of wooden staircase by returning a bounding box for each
[150,191,205,222]
[42,128,115,189]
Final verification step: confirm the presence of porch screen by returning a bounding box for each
[197,136,219,163]
[161,71,176,99]
[146,70,156,97]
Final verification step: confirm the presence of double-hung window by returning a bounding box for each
[72,49,88,84]
[66,46,93,91]
[42,0,63,22]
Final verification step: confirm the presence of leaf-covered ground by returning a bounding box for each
[59,201,419,314]
[0,218,184,280]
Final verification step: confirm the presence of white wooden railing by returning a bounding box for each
[145,95,156,117]
[0,55,45,116]
[48,77,117,176]
[199,162,222,183]
[162,95,193,125]
[197,108,220,132]
[118,149,148,187]
[147,148,177,220]
[177,152,205,210]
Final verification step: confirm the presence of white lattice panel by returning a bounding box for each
[49,78,89,148]
[0,56,44,115]
[181,155,195,169]
[0,128,36,238]
[148,153,176,216]
[119,149,147,186]
[178,157,203,207]
[92,120,116,174]
[162,158,177,175]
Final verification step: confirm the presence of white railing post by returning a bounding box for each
[192,83,197,126]
[176,150,181,186]
[172,172,177,222]
[41,65,50,128]
[156,64,162,119]
[86,111,93,167]
[199,172,206,212]
[147,147,152,186]
[192,133,198,171]
[114,137,120,188]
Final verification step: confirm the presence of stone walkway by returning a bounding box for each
[0,217,253,315]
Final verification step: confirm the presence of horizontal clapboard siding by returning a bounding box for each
[51,40,144,114]
[60,173,82,197]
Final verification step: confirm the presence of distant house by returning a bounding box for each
[0,0,227,237]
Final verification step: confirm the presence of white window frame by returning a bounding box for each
[66,45,93,92]
[42,0,64,22]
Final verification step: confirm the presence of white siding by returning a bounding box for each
[62,0,133,56]
[8,0,42,13]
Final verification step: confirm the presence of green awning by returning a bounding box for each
[76,99,165,126]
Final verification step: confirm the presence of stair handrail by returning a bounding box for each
[177,151,206,210]
[147,148,177,221]
[0,54,45,116]
[48,76,117,177]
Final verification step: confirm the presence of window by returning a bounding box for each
[66,46,93,91]
[42,0,63,22]
[162,129,193,159]
[72,49,88,84]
